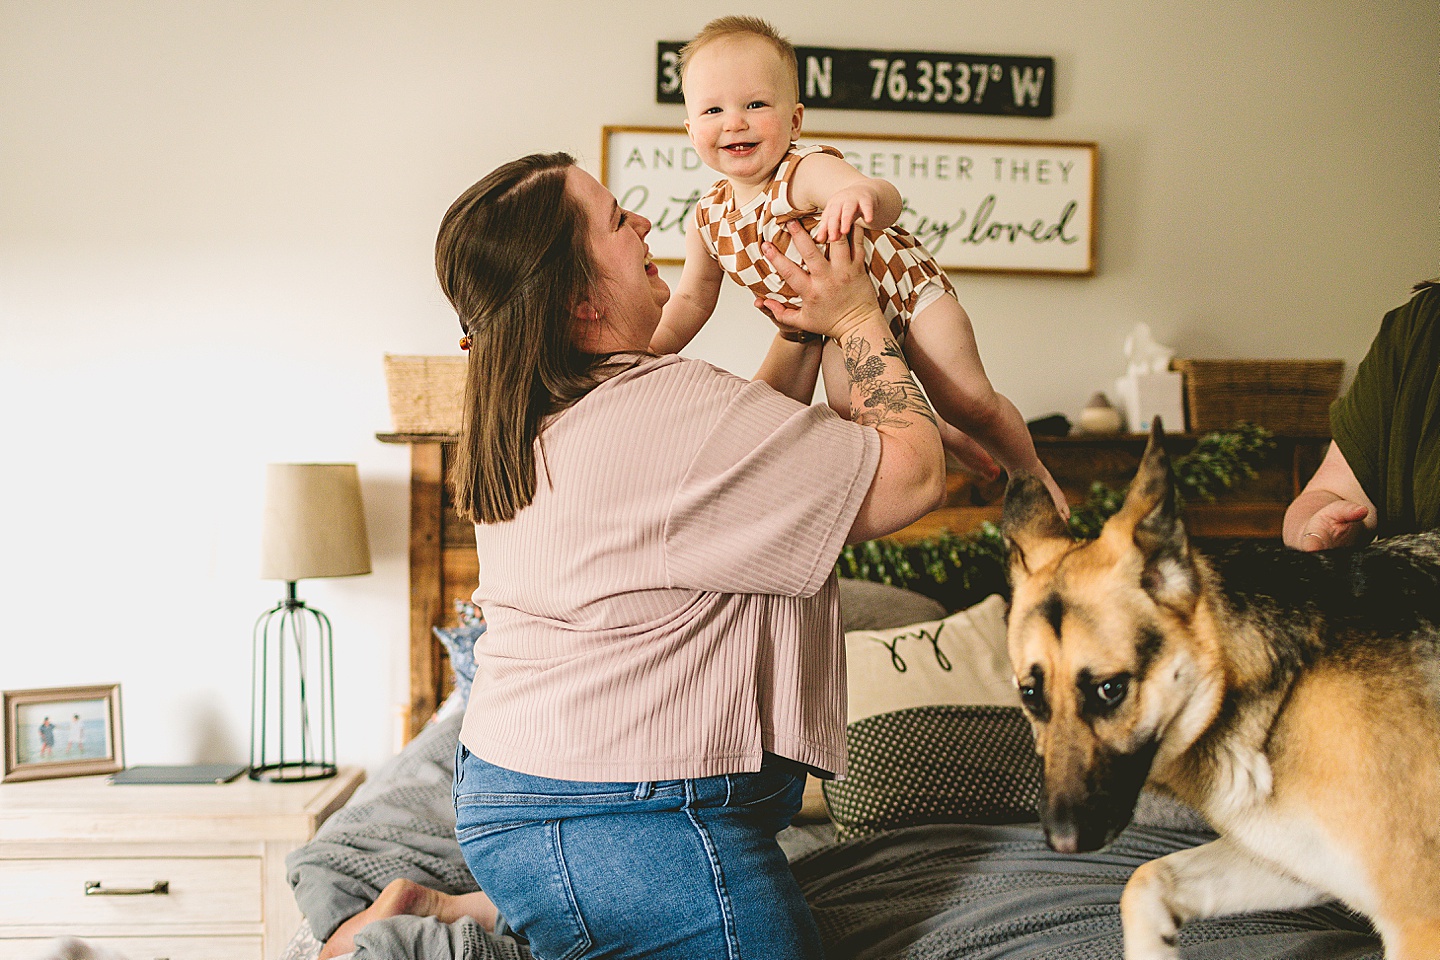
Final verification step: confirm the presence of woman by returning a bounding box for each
[428,151,944,960]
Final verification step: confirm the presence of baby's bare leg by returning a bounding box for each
[318,878,499,959]
[903,292,1068,517]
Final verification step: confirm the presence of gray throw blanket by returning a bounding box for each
[794,823,1381,960]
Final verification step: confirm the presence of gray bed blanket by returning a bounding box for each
[794,822,1382,960]
[287,711,1382,960]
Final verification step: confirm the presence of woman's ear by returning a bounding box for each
[570,301,606,352]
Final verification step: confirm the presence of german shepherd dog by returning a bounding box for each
[1001,421,1440,959]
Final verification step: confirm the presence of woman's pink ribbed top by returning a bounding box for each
[458,354,879,782]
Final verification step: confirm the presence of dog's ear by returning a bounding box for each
[1101,418,1200,616]
[1003,471,1071,578]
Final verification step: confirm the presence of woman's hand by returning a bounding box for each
[758,222,882,341]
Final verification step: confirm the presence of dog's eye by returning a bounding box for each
[1094,675,1130,709]
[1016,671,1049,720]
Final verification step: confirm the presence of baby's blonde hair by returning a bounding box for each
[679,16,799,101]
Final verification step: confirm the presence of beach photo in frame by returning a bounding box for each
[600,126,1096,275]
[3,684,123,782]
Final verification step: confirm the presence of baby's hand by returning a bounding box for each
[812,184,881,243]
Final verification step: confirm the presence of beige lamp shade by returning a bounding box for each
[260,463,372,581]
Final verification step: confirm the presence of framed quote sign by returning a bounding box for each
[600,126,1096,275]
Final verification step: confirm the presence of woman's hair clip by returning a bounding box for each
[459,335,473,351]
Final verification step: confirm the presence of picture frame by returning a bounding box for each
[3,684,124,782]
[601,126,1096,275]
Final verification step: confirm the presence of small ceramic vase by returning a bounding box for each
[1078,392,1123,434]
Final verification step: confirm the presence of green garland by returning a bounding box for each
[837,423,1274,608]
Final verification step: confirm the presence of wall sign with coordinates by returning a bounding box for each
[657,42,1054,117]
[601,127,1095,275]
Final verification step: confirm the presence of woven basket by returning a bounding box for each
[1171,359,1343,435]
[383,354,466,434]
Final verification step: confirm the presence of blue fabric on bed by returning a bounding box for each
[433,616,484,705]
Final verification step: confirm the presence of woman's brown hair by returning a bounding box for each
[436,153,614,524]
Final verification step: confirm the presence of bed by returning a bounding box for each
[277,434,1373,959]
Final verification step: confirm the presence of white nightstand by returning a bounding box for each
[0,766,365,960]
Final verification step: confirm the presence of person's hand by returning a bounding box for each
[812,184,881,243]
[1294,499,1370,551]
[759,222,879,341]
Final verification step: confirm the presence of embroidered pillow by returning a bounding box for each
[844,593,1015,723]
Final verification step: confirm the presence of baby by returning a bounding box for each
[652,16,1066,515]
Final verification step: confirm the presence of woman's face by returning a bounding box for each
[566,167,670,352]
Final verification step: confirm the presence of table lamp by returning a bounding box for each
[252,463,371,782]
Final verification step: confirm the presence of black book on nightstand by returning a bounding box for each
[109,763,248,785]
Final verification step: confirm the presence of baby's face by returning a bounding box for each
[683,35,803,196]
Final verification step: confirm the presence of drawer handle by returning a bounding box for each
[84,879,170,896]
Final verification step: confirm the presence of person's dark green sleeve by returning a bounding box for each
[1330,286,1440,535]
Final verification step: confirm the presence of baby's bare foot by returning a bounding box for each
[318,879,501,957]
[372,877,439,917]
[318,879,433,959]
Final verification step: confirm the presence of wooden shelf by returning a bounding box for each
[377,432,457,444]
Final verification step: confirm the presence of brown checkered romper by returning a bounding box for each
[694,143,955,342]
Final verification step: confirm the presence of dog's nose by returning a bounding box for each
[1045,822,1081,854]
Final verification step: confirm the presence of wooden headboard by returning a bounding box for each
[380,432,1326,742]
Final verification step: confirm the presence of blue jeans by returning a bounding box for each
[453,745,823,960]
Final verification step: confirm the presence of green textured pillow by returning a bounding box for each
[823,705,1041,840]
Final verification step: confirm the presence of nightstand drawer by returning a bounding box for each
[0,858,263,927]
[0,937,261,960]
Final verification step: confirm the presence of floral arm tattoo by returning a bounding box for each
[841,333,937,429]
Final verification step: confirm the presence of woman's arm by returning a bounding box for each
[650,222,725,355]
[760,222,945,542]
[1282,441,1377,550]
[753,327,825,402]
[789,152,903,243]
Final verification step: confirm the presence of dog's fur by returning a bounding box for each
[1001,421,1440,959]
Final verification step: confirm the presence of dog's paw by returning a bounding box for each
[1122,910,1182,960]
[1122,861,1183,960]
[1124,942,1181,960]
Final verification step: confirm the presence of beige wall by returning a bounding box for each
[2,0,1435,772]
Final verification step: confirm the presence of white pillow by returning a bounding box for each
[845,593,1015,724]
